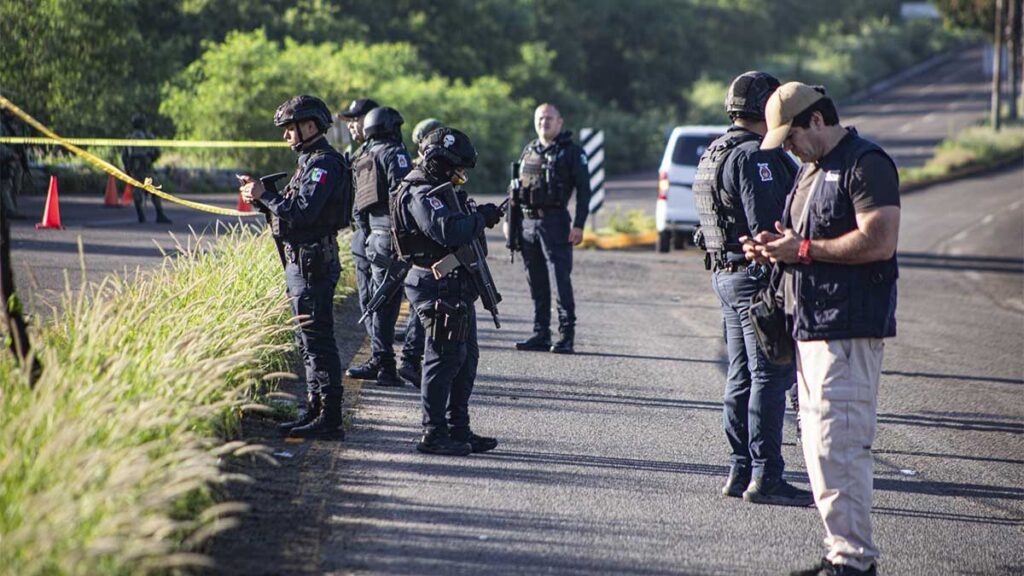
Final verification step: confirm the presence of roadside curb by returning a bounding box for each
[579,230,658,250]
[900,150,1024,194]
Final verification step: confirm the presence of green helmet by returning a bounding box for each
[412,118,444,146]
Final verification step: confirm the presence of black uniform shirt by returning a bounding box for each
[521,131,593,229]
[719,126,798,238]
[260,137,343,241]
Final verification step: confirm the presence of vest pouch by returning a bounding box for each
[747,266,794,365]
[353,153,384,212]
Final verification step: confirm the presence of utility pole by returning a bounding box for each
[1009,0,1022,121]
[992,0,1006,130]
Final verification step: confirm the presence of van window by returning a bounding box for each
[672,135,719,166]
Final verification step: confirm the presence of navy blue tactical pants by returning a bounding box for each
[521,209,575,333]
[711,268,795,480]
[367,230,424,361]
[351,224,373,338]
[285,256,343,396]
[405,268,478,432]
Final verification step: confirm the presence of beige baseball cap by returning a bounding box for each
[760,82,826,150]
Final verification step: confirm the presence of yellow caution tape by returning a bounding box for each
[0,136,288,148]
[0,95,261,218]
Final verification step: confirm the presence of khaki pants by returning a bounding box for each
[796,338,884,571]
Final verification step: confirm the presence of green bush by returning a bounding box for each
[0,225,353,574]
[901,123,1024,183]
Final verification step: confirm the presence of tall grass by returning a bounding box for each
[901,123,1024,184]
[0,223,352,574]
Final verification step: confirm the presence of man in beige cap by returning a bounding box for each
[743,82,901,576]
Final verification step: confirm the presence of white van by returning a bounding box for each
[655,125,728,252]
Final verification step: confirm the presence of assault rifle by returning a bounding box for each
[431,182,504,328]
[357,252,412,326]
[250,172,289,268]
[505,162,523,262]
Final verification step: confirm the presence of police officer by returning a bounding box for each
[0,108,29,220]
[238,95,348,440]
[693,71,810,505]
[510,103,591,354]
[121,113,171,224]
[339,98,381,381]
[391,128,503,456]
[352,106,423,387]
[412,117,444,146]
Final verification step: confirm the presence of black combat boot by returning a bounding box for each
[376,355,403,387]
[515,330,552,351]
[345,356,379,380]
[450,426,498,453]
[790,558,876,576]
[399,355,422,388]
[721,465,751,498]
[277,392,321,435]
[288,388,345,440]
[742,476,814,507]
[416,428,472,456]
[550,326,575,354]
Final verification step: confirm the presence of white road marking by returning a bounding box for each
[898,122,915,133]
[953,230,969,241]
[982,214,995,224]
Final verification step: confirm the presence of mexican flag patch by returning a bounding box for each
[309,167,327,184]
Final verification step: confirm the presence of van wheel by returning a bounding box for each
[656,231,671,253]
[673,232,688,250]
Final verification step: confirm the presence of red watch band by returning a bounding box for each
[798,239,813,264]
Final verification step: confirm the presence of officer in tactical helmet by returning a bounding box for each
[238,95,351,440]
[121,113,171,224]
[339,98,383,381]
[412,118,444,147]
[509,104,592,354]
[350,105,424,388]
[693,72,809,505]
[391,127,504,456]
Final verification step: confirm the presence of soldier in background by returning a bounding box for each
[121,113,170,224]
[0,108,29,220]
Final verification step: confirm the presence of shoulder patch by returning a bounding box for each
[428,197,444,210]
[757,162,773,182]
[825,171,840,182]
[309,167,327,184]
[580,152,588,166]
[397,154,409,169]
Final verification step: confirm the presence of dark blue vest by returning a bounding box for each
[783,130,899,341]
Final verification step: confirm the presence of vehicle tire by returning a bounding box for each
[656,230,671,253]
[672,231,688,250]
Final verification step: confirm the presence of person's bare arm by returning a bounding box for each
[760,206,900,265]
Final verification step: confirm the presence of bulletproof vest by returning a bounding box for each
[271,147,352,241]
[519,140,569,209]
[693,130,761,255]
[124,129,158,159]
[786,129,898,341]
[390,170,449,265]
[353,140,390,213]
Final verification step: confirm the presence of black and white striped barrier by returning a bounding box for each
[580,127,605,214]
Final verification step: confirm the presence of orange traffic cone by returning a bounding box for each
[103,175,121,207]
[35,176,64,230]
[236,193,252,213]
[121,183,134,206]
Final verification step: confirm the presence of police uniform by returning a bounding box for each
[353,125,421,386]
[348,140,374,341]
[391,127,502,456]
[256,95,349,440]
[694,71,809,505]
[121,119,170,223]
[514,130,591,353]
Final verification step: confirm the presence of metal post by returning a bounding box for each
[992,0,1006,130]
[1009,0,1022,121]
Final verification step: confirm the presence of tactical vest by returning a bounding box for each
[519,141,569,209]
[693,130,761,257]
[785,130,899,341]
[271,147,352,241]
[354,140,401,213]
[390,171,449,266]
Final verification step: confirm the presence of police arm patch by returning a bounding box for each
[757,163,773,182]
[427,197,444,210]
[397,154,409,169]
[309,167,327,184]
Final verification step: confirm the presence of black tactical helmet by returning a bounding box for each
[131,113,147,129]
[363,106,404,139]
[274,95,333,130]
[420,128,477,178]
[725,71,781,120]
[412,118,444,145]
